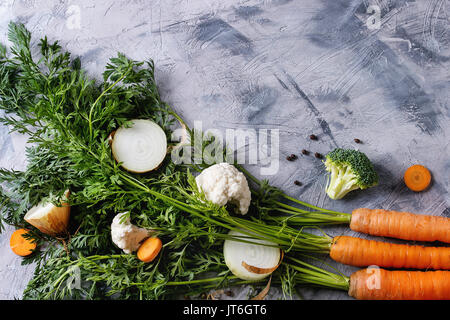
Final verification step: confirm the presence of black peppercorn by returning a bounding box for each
[309,134,318,140]
[294,180,302,186]
[314,152,322,159]
[286,154,297,161]
[354,138,361,143]
[301,149,309,155]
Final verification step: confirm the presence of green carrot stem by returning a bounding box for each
[236,164,349,217]
[286,257,350,291]
[118,171,332,253]
[266,212,351,225]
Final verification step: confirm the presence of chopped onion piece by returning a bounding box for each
[223,229,281,281]
[111,119,167,173]
[24,190,71,236]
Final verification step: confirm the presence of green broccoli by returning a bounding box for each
[324,148,378,200]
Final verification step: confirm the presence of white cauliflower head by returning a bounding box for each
[111,212,149,254]
[195,163,251,215]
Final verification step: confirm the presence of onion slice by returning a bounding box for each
[223,229,281,281]
[111,119,167,173]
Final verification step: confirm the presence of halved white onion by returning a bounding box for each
[223,229,281,281]
[111,119,167,173]
[24,190,71,236]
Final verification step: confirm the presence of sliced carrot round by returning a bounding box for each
[10,229,37,257]
[404,164,431,192]
[137,237,162,263]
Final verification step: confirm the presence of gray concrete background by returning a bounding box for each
[0,0,449,300]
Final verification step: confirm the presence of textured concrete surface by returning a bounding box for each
[0,0,449,300]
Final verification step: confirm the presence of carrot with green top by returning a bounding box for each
[288,257,450,300]
[241,223,450,270]
[242,163,447,244]
[268,206,450,244]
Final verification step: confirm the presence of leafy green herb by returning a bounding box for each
[0,22,350,300]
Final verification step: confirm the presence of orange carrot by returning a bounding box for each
[10,229,37,257]
[330,235,450,270]
[137,237,162,263]
[350,208,450,243]
[349,268,450,300]
[404,164,431,192]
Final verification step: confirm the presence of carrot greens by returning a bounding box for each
[0,22,351,299]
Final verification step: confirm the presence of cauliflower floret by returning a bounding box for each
[195,163,251,215]
[111,212,149,254]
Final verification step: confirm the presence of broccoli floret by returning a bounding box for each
[324,148,378,200]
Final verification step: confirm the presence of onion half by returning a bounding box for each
[223,229,281,281]
[111,119,167,173]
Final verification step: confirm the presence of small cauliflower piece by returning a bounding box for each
[111,212,149,254]
[195,163,251,215]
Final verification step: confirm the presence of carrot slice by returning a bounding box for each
[10,229,37,257]
[137,237,162,263]
[404,164,431,192]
